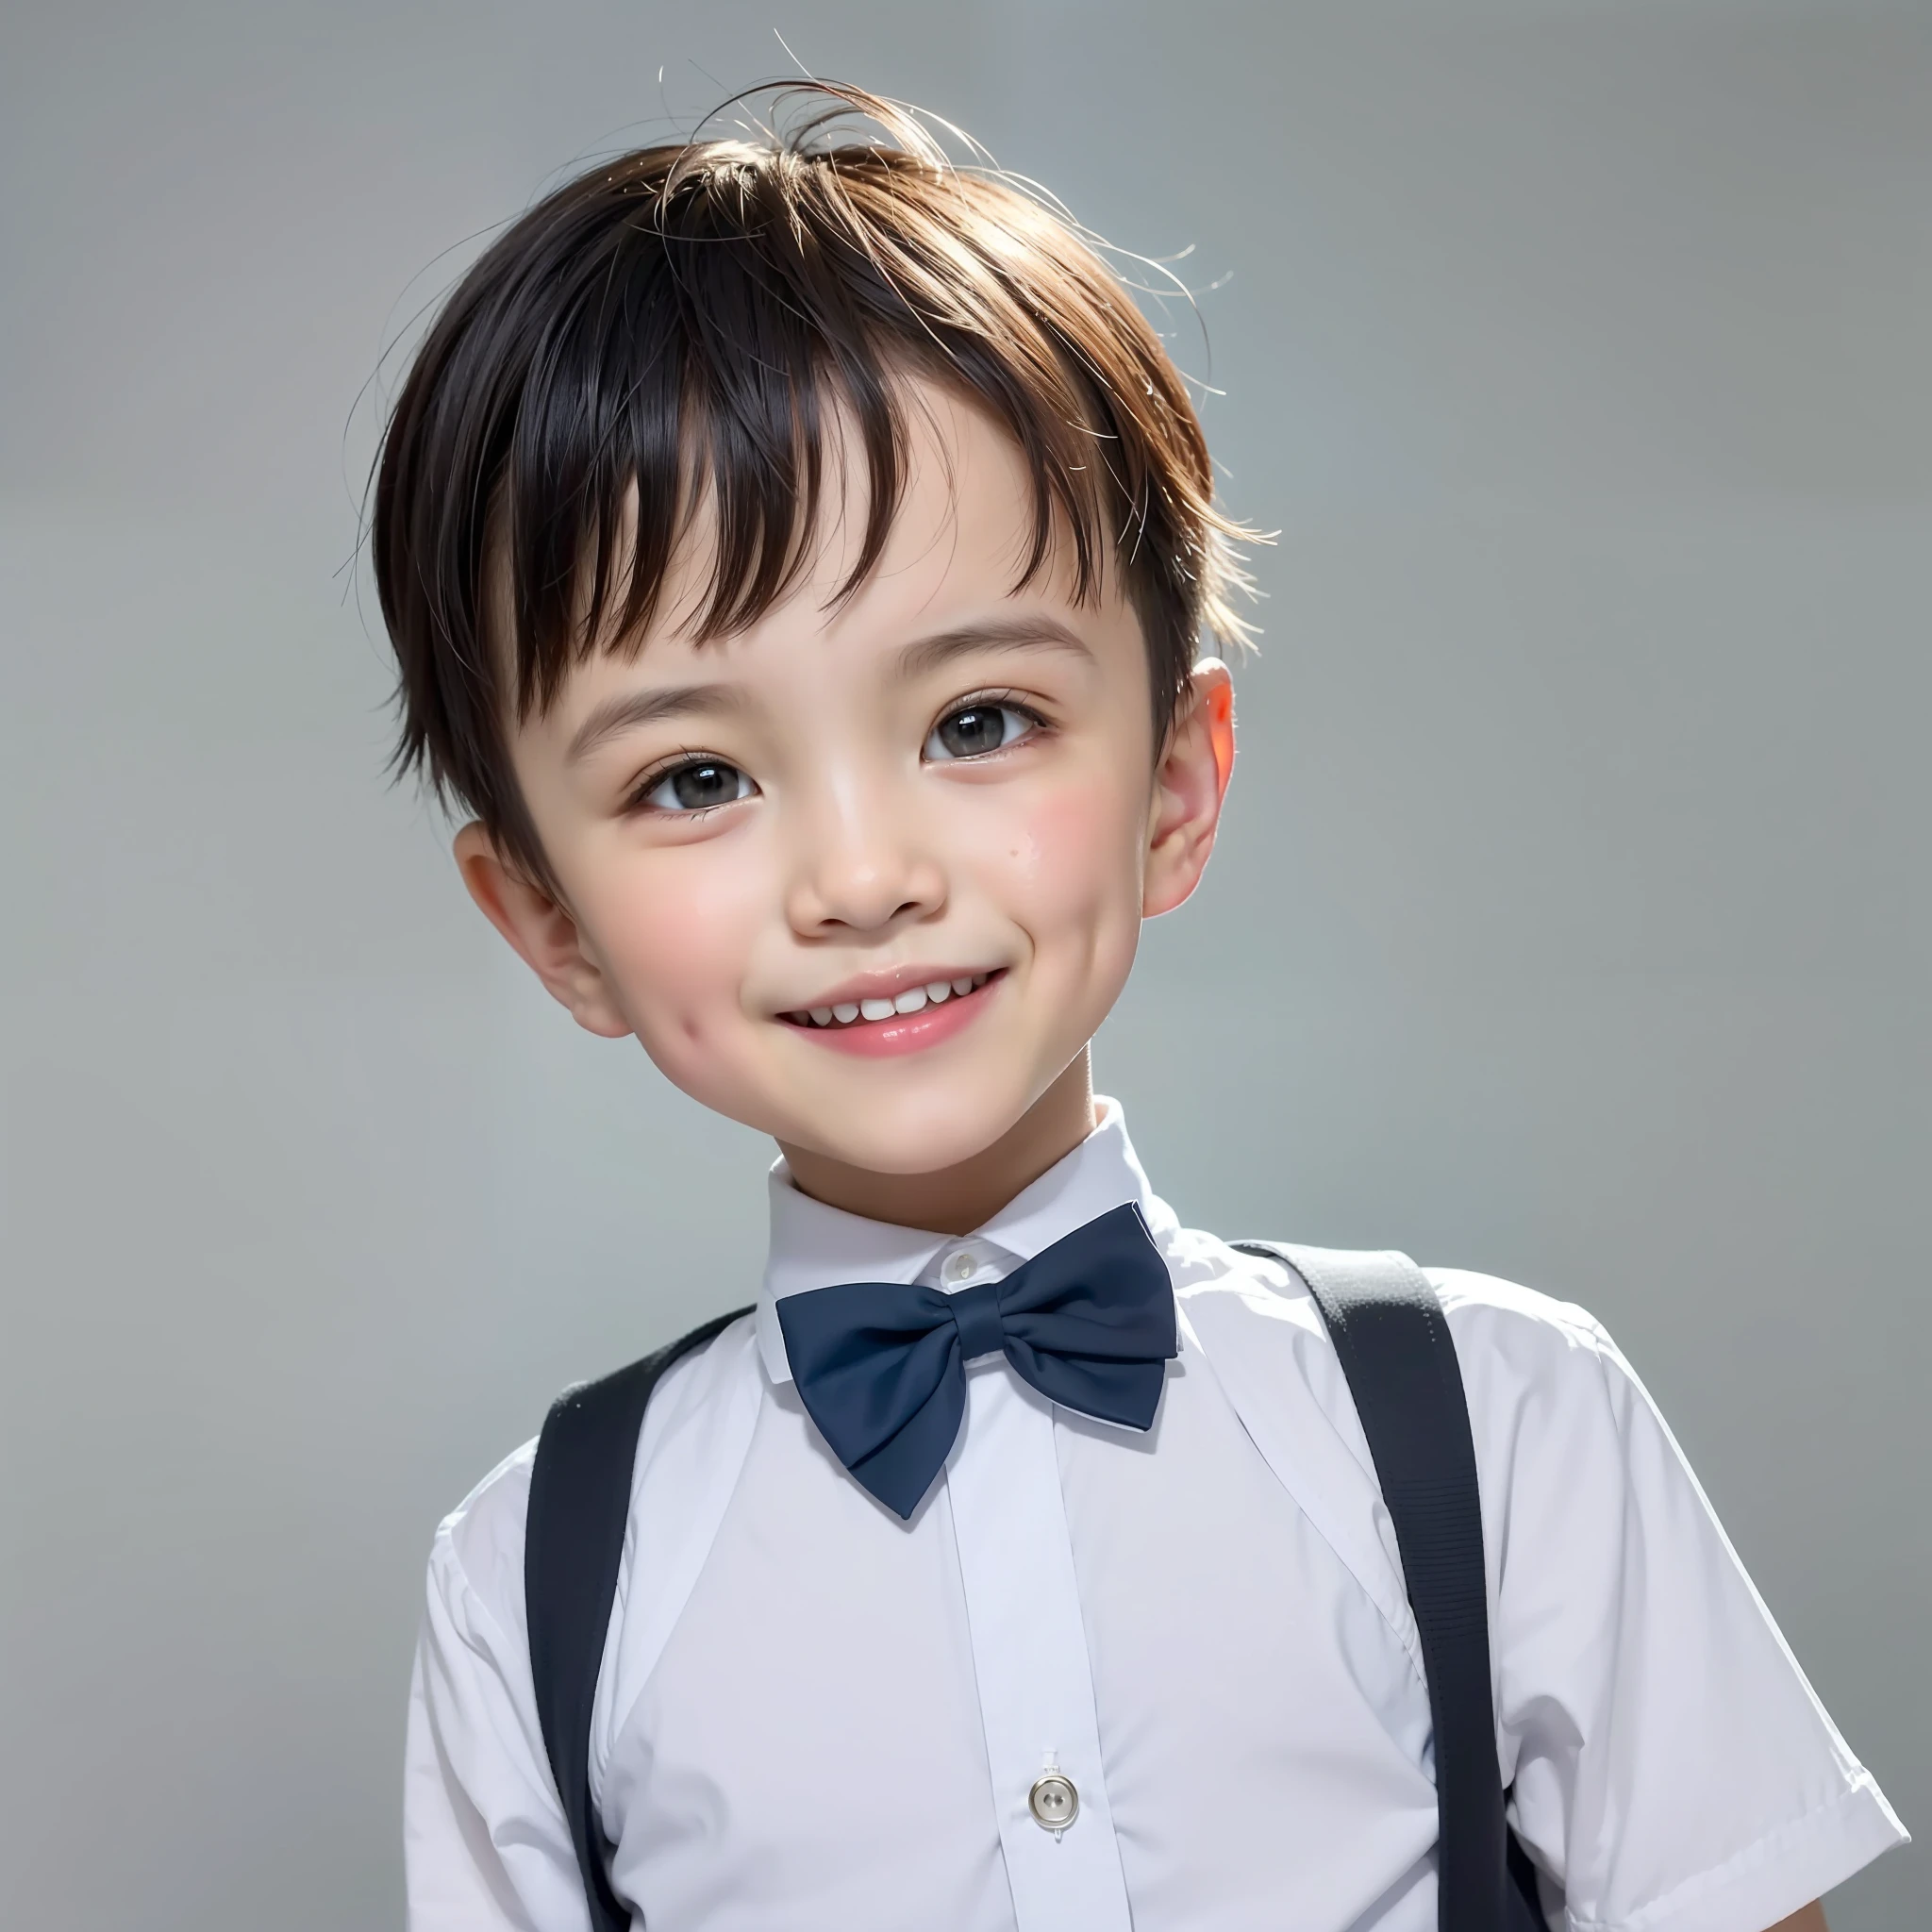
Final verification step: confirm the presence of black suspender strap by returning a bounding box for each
[525,1307,753,1932]
[1232,1241,1545,1932]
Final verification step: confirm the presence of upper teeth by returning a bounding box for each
[795,973,992,1026]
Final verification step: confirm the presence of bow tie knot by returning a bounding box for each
[775,1202,1178,1520]
[948,1278,1008,1364]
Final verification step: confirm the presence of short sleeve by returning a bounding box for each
[404,1444,592,1932]
[1437,1273,1907,1932]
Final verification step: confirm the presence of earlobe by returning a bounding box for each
[1143,658,1236,919]
[451,822,634,1039]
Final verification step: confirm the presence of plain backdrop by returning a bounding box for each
[3,3,1925,1927]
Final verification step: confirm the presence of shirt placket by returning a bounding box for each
[934,1241,1134,1932]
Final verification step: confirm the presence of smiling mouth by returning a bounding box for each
[780,970,1003,1030]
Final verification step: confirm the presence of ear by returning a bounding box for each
[451,822,634,1039]
[1143,658,1235,918]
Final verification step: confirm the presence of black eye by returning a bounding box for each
[640,759,753,813]
[926,704,1025,761]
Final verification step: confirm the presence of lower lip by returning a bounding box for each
[782,974,1004,1058]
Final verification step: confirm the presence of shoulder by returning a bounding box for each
[1427,1263,1616,1366]
[1176,1236,1653,1545]
[1426,1265,1631,1427]
[1423,1268,1676,1507]
[424,1312,763,1648]
[1179,1232,1628,1424]
[425,1438,538,1654]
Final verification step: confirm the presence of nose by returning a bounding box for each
[784,773,946,939]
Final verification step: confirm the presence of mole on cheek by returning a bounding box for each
[1023,790,1112,868]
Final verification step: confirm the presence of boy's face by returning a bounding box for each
[459,385,1232,1187]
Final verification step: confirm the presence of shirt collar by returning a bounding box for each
[755,1098,1177,1386]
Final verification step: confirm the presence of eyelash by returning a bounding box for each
[924,691,1052,761]
[625,751,757,817]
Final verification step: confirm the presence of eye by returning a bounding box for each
[636,758,756,814]
[924,702,1038,762]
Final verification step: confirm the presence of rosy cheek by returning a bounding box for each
[587,856,759,1041]
[992,776,1140,908]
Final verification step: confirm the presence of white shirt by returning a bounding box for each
[406,1102,1905,1932]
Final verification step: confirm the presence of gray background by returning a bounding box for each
[3,2,1924,1926]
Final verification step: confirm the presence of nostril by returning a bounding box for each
[787,852,945,938]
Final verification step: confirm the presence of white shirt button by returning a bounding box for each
[942,1248,979,1285]
[1029,1770,1079,1831]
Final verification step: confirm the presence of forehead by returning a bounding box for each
[686,386,1081,619]
[532,384,1121,718]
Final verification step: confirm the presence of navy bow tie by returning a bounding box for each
[774,1202,1177,1519]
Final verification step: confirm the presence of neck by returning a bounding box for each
[777,1053,1098,1237]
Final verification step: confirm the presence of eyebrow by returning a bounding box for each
[565,682,747,763]
[894,614,1095,682]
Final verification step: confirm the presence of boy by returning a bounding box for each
[376,86,1905,1932]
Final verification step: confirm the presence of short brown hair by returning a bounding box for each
[371,85,1255,893]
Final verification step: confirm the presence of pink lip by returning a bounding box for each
[781,972,1005,1058]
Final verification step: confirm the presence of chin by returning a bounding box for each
[789,1089,1036,1180]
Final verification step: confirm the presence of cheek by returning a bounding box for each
[578,849,763,1048]
[985,770,1148,932]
